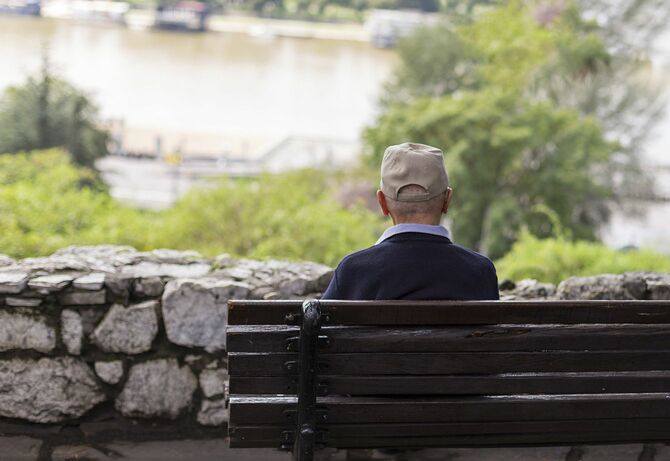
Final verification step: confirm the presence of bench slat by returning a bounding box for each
[228,350,670,376]
[230,430,670,449]
[230,418,670,439]
[227,324,670,353]
[318,432,670,448]
[229,418,670,447]
[229,371,670,395]
[229,393,670,425]
[228,300,670,325]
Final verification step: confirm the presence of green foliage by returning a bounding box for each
[385,1,610,105]
[0,150,384,266]
[462,2,557,90]
[382,23,482,103]
[496,231,670,284]
[155,170,385,266]
[366,1,633,258]
[0,150,149,257]
[0,60,109,168]
[365,88,617,258]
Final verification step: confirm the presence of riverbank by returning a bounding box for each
[123,10,369,41]
[39,0,369,42]
[208,13,368,42]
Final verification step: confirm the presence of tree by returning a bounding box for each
[0,59,109,168]
[457,1,668,196]
[577,0,670,54]
[383,0,668,167]
[384,1,611,105]
[365,2,624,258]
[380,23,482,105]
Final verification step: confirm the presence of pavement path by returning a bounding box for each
[2,438,670,461]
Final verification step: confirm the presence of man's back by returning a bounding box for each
[323,232,499,300]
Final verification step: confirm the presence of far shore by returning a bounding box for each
[38,1,371,43]
[207,13,369,42]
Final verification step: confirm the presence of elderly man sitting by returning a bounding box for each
[322,142,499,301]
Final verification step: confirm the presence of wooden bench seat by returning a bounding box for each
[226,299,670,460]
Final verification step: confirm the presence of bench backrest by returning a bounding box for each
[227,299,670,458]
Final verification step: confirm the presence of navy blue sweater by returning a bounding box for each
[322,232,499,300]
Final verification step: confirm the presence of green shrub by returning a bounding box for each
[0,150,385,266]
[155,170,385,267]
[0,150,152,257]
[10,149,668,278]
[496,231,670,284]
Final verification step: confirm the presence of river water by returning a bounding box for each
[0,15,395,144]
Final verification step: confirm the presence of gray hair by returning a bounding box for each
[386,185,445,219]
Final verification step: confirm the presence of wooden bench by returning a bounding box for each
[226,299,670,461]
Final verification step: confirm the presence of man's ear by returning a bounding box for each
[377,190,391,216]
[442,187,453,214]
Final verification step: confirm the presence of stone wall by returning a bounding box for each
[0,246,332,459]
[500,272,670,301]
[0,245,668,460]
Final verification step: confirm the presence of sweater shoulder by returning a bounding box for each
[335,244,382,270]
[451,243,496,269]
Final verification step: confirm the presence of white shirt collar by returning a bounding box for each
[376,223,451,245]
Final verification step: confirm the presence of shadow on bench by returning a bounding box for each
[226,299,670,461]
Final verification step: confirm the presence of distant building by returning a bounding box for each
[155,1,208,32]
[0,0,40,16]
[364,9,440,48]
[70,0,129,24]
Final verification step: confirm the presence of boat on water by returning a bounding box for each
[155,0,208,32]
[0,0,40,16]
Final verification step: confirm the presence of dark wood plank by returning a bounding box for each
[229,371,670,395]
[228,300,302,325]
[230,418,670,442]
[230,376,298,394]
[316,432,670,449]
[228,351,670,377]
[228,393,670,425]
[226,324,670,353]
[228,300,670,326]
[227,325,298,353]
[230,429,670,448]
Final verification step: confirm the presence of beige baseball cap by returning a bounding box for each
[380,142,449,202]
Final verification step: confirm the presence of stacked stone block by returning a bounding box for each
[0,245,333,431]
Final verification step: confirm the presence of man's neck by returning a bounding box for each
[392,216,442,226]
